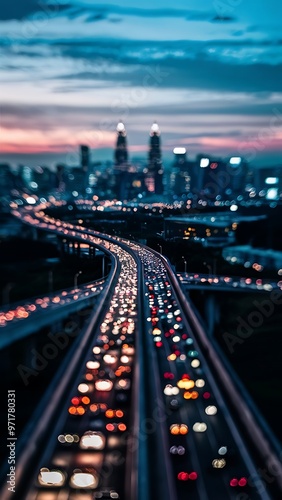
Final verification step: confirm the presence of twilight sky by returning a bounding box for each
[0,0,281,169]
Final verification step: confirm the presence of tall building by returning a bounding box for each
[170,147,192,196]
[0,164,15,196]
[114,121,129,200]
[253,166,282,200]
[115,121,128,166]
[226,157,248,198]
[147,122,164,195]
[80,145,90,172]
[196,156,248,200]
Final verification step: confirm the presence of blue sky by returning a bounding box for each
[0,0,281,168]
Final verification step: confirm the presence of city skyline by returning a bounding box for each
[0,0,282,169]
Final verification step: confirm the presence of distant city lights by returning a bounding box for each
[200,158,209,168]
[173,147,186,155]
[229,157,242,165]
[116,121,125,132]
[266,188,278,200]
[230,204,238,211]
[265,177,279,185]
[26,196,36,204]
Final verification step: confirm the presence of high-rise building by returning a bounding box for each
[147,122,164,195]
[80,145,90,172]
[115,121,128,166]
[114,121,129,200]
[226,157,248,198]
[253,166,282,200]
[0,164,15,196]
[195,157,228,200]
[170,147,192,196]
[196,156,248,200]
[78,145,90,194]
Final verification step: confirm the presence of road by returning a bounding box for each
[0,201,281,499]
[177,272,280,293]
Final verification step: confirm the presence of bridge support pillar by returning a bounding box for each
[204,293,220,336]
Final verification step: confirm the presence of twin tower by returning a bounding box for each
[114,121,164,195]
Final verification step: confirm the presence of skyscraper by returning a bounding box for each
[170,147,192,196]
[115,121,128,166]
[114,121,129,200]
[148,122,164,195]
[80,144,90,172]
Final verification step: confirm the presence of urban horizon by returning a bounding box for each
[1,2,282,499]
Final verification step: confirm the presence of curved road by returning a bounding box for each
[0,201,281,500]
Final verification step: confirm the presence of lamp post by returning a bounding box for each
[2,283,15,306]
[182,256,187,273]
[102,254,105,278]
[48,270,54,293]
[157,244,163,255]
[204,262,212,277]
[74,270,82,289]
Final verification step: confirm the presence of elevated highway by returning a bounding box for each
[0,202,281,499]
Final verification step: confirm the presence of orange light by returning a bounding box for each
[77,406,85,415]
[170,423,188,435]
[170,424,180,435]
[68,406,76,415]
[184,390,199,400]
[167,353,177,361]
[105,410,115,418]
[82,396,90,405]
[178,379,195,390]
[106,423,115,432]
[118,423,126,432]
[116,410,124,418]
[184,391,192,399]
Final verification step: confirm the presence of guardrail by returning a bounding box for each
[4,204,282,499]
[0,251,120,500]
[160,250,282,497]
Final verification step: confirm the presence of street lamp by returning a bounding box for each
[157,244,163,255]
[48,269,54,293]
[74,270,82,289]
[203,262,212,277]
[182,256,187,273]
[2,283,15,306]
[102,254,105,278]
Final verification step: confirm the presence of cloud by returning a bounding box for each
[212,15,236,22]
[0,0,281,165]
[50,55,282,94]
[0,1,71,21]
